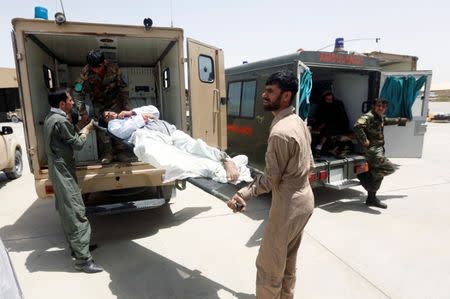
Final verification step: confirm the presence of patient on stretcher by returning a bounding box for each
[98,105,253,184]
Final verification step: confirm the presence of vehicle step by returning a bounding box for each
[85,198,166,216]
[324,179,360,190]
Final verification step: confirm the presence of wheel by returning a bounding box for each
[6,149,23,179]
[160,185,175,203]
[11,115,19,123]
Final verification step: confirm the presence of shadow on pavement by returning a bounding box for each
[99,240,255,299]
[314,187,407,214]
[1,199,207,271]
[1,198,256,297]
[0,173,13,189]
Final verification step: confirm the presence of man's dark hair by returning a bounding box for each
[321,90,334,99]
[86,49,105,67]
[48,88,68,108]
[97,110,108,128]
[372,98,388,105]
[265,70,299,103]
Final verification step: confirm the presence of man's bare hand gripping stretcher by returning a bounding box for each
[97,105,253,184]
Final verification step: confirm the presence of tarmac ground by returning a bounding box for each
[1,102,450,298]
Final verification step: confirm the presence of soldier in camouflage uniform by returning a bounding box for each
[354,98,407,209]
[73,49,130,163]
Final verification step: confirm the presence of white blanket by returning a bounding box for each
[131,128,253,184]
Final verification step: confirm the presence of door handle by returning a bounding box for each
[213,89,220,133]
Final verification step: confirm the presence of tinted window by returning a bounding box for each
[227,82,241,116]
[227,80,257,118]
[241,81,256,118]
[198,55,214,83]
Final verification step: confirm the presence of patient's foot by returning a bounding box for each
[223,160,239,182]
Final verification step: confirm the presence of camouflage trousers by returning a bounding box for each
[357,146,397,192]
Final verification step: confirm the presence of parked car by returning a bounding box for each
[6,109,22,123]
[0,126,23,179]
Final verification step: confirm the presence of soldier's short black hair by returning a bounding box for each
[372,98,388,105]
[321,90,334,99]
[86,49,105,67]
[266,70,299,104]
[48,88,69,108]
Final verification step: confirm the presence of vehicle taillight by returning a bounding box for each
[309,173,317,183]
[354,163,369,174]
[45,185,54,194]
[319,170,328,181]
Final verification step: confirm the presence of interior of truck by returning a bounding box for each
[307,67,379,158]
[22,32,184,166]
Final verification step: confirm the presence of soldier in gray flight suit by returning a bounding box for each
[227,71,314,298]
[354,98,408,209]
[44,88,103,273]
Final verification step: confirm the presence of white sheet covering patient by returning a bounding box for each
[100,105,253,184]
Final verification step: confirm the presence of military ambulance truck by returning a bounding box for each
[225,51,432,189]
[11,18,228,214]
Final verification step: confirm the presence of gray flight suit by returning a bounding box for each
[354,111,406,192]
[238,106,315,299]
[43,110,92,263]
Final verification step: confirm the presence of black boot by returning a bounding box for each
[75,259,103,273]
[365,191,387,209]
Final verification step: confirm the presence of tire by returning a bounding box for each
[11,116,19,123]
[6,150,23,180]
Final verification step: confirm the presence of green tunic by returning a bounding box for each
[354,111,404,192]
[44,110,92,262]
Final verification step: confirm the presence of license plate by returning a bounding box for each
[329,168,344,182]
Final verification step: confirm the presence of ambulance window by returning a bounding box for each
[198,55,214,83]
[163,68,170,89]
[241,81,256,118]
[43,65,55,89]
[228,82,241,116]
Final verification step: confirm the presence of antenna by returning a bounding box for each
[59,0,66,17]
[170,0,173,27]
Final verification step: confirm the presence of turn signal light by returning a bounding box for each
[309,173,317,183]
[355,163,369,174]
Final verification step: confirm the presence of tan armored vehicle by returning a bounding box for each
[11,18,227,213]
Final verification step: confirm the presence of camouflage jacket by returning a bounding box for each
[73,60,129,113]
[354,111,405,147]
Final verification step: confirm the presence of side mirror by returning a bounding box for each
[1,126,14,135]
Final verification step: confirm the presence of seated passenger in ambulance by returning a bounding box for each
[98,105,253,184]
[310,90,352,158]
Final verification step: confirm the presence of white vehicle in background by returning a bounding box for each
[0,125,23,180]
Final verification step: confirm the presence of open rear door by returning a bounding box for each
[380,71,432,158]
[187,38,227,149]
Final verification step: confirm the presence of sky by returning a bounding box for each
[2,0,449,89]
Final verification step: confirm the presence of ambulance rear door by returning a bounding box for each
[379,70,432,158]
[187,38,227,149]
